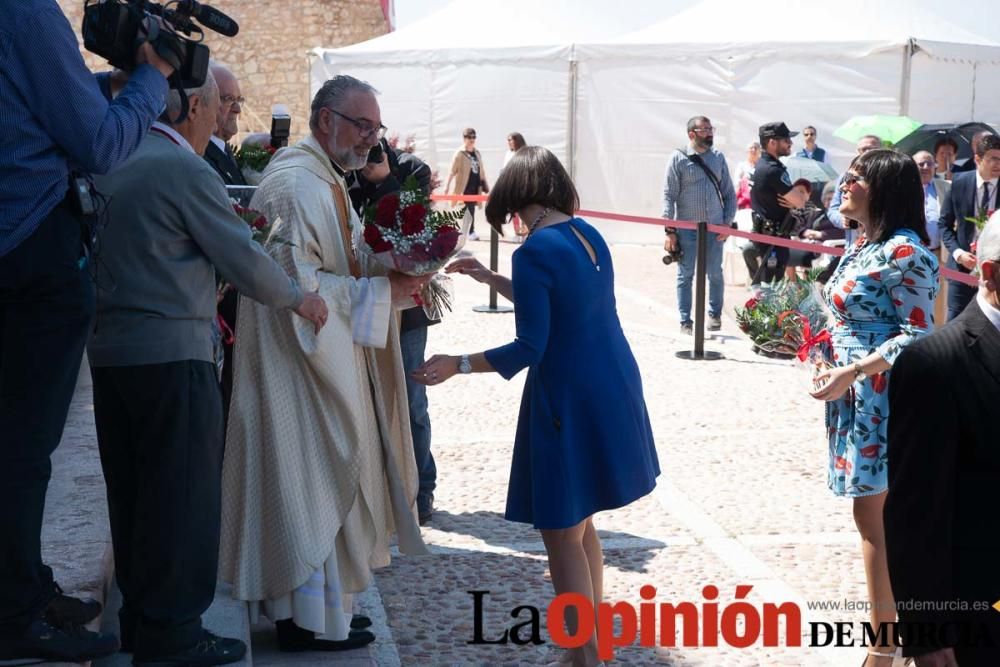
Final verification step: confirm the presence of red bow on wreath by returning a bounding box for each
[796,320,831,362]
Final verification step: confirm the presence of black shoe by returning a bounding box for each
[0,618,119,662]
[418,495,434,525]
[707,315,722,331]
[45,582,103,627]
[133,630,246,666]
[350,614,372,630]
[276,619,375,652]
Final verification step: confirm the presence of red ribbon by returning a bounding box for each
[796,320,831,362]
[216,313,235,346]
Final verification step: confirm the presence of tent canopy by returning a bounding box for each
[312,0,1000,243]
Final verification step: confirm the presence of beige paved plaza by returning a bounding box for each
[58,234,909,667]
[353,235,896,666]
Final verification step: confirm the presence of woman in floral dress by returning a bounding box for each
[811,149,938,667]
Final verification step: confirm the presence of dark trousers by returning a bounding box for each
[399,326,435,509]
[0,203,93,636]
[743,241,789,284]
[947,279,977,322]
[91,361,223,659]
[464,203,477,235]
[218,288,238,427]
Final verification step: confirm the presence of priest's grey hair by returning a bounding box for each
[309,75,378,132]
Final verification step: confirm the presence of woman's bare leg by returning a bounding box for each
[541,517,602,667]
[854,493,897,667]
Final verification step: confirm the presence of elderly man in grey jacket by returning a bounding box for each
[88,71,327,667]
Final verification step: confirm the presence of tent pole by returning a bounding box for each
[568,55,578,180]
[899,38,914,117]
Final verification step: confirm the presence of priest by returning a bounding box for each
[219,75,429,652]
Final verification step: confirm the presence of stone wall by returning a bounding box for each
[57,0,388,139]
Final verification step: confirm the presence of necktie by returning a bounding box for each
[981,182,992,216]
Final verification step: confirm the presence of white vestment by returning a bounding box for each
[219,135,427,639]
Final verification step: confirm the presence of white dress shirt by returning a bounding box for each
[923,182,941,250]
[978,291,1000,333]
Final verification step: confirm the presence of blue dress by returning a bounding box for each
[822,229,938,497]
[484,218,660,529]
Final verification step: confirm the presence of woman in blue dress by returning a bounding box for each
[811,149,938,667]
[413,146,659,667]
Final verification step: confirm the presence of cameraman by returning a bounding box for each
[0,2,173,662]
[347,139,440,524]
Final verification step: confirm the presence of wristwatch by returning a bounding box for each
[458,354,472,374]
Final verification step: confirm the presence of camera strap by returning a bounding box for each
[678,149,726,212]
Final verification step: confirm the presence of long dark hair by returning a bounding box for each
[850,149,928,245]
[508,132,526,150]
[485,146,579,232]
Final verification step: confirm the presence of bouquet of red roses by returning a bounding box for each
[360,176,466,318]
[735,279,833,389]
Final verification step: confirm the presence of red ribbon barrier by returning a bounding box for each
[428,194,979,287]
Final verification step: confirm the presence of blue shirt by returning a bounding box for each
[0,0,168,256]
[662,146,736,226]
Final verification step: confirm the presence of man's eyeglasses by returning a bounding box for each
[327,108,387,140]
[842,173,867,188]
[464,134,477,140]
[692,127,714,134]
[915,160,935,168]
[221,95,245,107]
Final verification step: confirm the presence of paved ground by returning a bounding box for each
[52,234,907,666]
[357,236,900,666]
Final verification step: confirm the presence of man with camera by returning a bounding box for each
[0,2,174,662]
[746,121,809,286]
[348,137,440,524]
[662,116,737,335]
[88,70,328,666]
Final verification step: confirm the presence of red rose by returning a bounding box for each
[859,444,881,459]
[375,194,399,227]
[409,242,431,262]
[908,306,927,328]
[891,244,915,260]
[833,293,845,311]
[364,223,393,253]
[252,215,267,230]
[400,204,427,236]
[744,297,759,310]
[870,372,887,394]
[834,456,847,470]
[429,227,460,259]
[265,144,277,155]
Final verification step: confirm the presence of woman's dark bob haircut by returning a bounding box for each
[485,146,579,233]
[849,148,929,245]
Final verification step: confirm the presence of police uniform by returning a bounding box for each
[746,121,798,284]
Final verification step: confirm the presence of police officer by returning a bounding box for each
[746,121,808,285]
[0,2,173,662]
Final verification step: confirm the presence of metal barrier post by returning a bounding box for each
[473,225,513,314]
[676,221,723,361]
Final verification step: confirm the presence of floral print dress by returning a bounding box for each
[822,229,938,496]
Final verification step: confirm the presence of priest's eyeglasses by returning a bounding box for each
[327,108,387,140]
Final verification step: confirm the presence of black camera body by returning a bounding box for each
[82,0,236,89]
[662,247,683,266]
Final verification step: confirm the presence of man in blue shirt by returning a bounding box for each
[0,2,172,662]
[662,116,736,334]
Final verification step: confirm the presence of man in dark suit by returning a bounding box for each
[885,215,1000,667]
[940,133,1000,320]
[203,63,247,187]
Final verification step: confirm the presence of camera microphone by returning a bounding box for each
[176,0,239,37]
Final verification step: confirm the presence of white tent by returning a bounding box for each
[311,0,1000,244]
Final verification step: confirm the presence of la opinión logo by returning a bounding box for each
[469,584,803,661]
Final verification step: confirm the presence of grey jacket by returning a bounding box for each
[88,132,303,367]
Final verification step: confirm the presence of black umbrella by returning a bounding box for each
[894,122,998,167]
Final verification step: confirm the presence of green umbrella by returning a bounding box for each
[833,115,922,145]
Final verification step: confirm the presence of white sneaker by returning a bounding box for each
[468,232,480,241]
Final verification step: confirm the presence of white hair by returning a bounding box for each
[979,212,1000,272]
[161,70,219,125]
